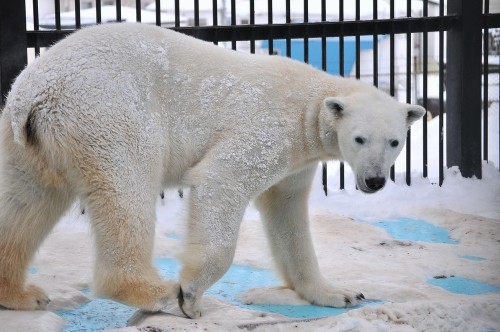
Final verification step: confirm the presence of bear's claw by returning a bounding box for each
[356,293,365,301]
[345,292,365,307]
[178,287,201,319]
[178,287,190,318]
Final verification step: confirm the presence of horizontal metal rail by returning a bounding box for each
[483,13,500,28]
[27,15,461,48]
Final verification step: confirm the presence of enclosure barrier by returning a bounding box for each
[1,0,499,192]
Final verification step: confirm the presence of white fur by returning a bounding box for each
[0,23,425,317]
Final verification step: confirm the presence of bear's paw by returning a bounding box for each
[297,282,365,308]
[0,284,50,310]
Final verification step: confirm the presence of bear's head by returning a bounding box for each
[322,92,426,193]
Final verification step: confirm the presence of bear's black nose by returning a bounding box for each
[365,177,386,191]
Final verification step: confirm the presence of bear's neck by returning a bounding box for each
[298,74,368,169]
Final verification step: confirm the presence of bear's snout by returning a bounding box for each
[364,177,386,193]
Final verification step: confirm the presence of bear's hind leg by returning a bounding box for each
[0,161,74,310]
[85,184,179,312]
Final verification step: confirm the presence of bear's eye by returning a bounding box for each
[355,137,365,145]
[390,140,399,148]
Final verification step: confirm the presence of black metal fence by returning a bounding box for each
[1,0,499,191]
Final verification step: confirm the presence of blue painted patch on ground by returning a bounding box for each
[371,218,458,244]
[483,327,497,332]
[58,258,375,331]
[371,218,497,296]
[58,295,136,332]
[428,276,500,295]
[460,255,486,261]
[248,300,380,319]
[155,258,372,318]
[57,217,495,331]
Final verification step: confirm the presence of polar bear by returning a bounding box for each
[0,23,425,317]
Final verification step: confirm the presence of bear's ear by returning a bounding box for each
[324,97,346,115]
[405,104,426,126]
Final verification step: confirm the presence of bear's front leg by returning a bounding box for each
[255,167,365,308]
[178,182,247,318]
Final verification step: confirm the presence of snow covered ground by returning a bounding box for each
[0,109,499,331]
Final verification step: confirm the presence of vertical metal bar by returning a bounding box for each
[373,0,378,87]
[212,0,218,45]
[55,0,61,30]
[75,0,81,29]
[484,0,489,163]
[439,0,445,185]
[339,0,345,190]
[355,0,360,79]
[422,0,428,178]
[213,0,218,26]
[231,0,236,50]
[249,0,255,25]
[322,162,328,196]
[339,0,344,76]
[268,0,273,55]
[33,0,39,30]
[406,0,412,185]
[33,0,41,57]
[195,0,200,26]
[116,0,122,22]
[321,0,327,195]
[286,0,291,57]
[250,0,255,53]
[175,0,180,27]
[304,0,308,63]
[136,0,142,23]
[446,0,482,179]
[155,0,161,26]
[0,0,27,107]
[390,0,395,181]
[96,0,102,24]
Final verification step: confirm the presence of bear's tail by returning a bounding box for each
[5,100,41,148]
[3,99,71,188]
